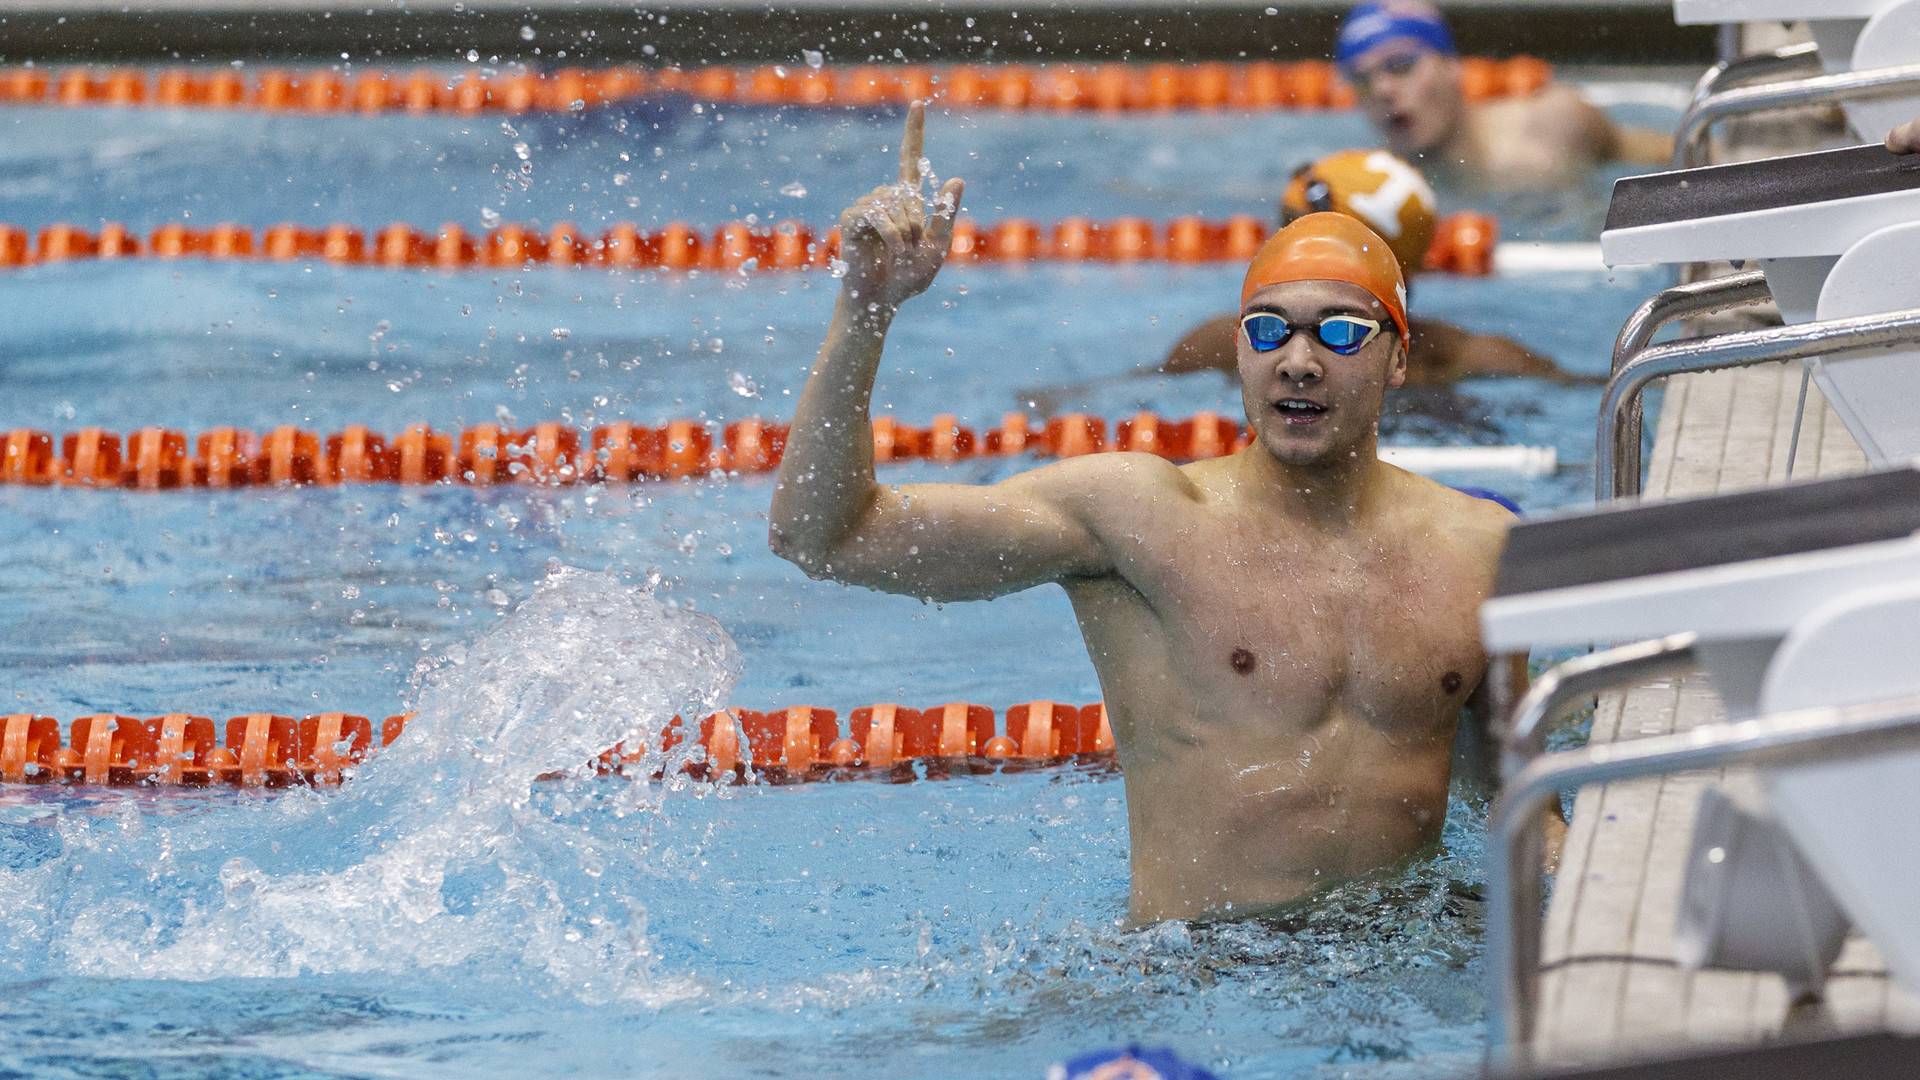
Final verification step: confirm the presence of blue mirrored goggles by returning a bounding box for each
[1239,313,1384,356]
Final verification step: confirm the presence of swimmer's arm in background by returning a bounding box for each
[1411,318,1600,384]
[1607,124,1677,167]
[1013,313,1232,414]
[770,103,1116,602]
[1157,313,1240,376]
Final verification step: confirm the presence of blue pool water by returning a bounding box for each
[0,81,1673,1077]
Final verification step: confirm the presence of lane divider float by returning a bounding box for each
[0,57,1552,116]
[0,701,1116,787]
[0,212,1502,275]
[0,414,1556,491]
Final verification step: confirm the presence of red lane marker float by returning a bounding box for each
[0,213,1500,275]
[0,58,1552,116]
[0,701,1115,788]
[0,412,1267,491]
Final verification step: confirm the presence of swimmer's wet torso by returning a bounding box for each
[1055,454,1502,921]
[769,104,1515,923]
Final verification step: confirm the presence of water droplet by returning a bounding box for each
[728,372,761,398]
[550,327,571,340]
[802,49,824,69]
[779,180,808,198]
[519,24,536,40]
[479,207,502,227]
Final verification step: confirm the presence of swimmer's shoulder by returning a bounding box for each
[1009,448,1203,516]
[1382,464,1517,553]
[1525,83,1618,147]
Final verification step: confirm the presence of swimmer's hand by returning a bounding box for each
[1889,117,1920,155]
[837,100,967,312]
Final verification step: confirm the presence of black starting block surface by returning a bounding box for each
[1605,144,1920,233]
[1494,466,1920,597]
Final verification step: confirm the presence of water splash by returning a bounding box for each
[0,567,741,1004]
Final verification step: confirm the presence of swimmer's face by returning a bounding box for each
[1237,280,1405,468]
[1351,46,1463,156]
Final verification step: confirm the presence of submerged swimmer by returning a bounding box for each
[1160,149,1582,384]
[770,105,1560,924]
[1340,0,1671,191]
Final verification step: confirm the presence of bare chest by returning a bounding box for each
[1119,522,1492,731]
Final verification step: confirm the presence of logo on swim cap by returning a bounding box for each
[1282,149,1437,275]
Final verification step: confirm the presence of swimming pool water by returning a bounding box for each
[0,80,1673,1078]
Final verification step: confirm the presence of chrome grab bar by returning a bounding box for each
[1601,272,1773,501]
[1675,62,1920,170]
[1487,687,1920,1069]
[1597,306,1920,503]
[1489,635,1700,1073]
[1687,42,1823,116]
[1670,44,1822,287]
[1502,634,1700,778]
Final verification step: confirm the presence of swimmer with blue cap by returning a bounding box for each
[1339,0,1669,190]
[772,105,1564,926]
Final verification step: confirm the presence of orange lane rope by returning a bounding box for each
[0,57,1551,116]
[0,702,1114,787]
[0,212,1499,275]
[0,412,1257,489]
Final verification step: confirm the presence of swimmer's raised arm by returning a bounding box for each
[770,104,1118,601]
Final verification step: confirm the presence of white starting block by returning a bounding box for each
[1601,143,1920,466]
[1485,465,1920,1001]
[1676,0,1920,140]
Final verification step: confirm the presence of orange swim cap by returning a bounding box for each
[1281,148,1437,276]
[1241,211,1410,344]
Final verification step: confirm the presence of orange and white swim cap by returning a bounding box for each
[1241,211,1410,344]
[1281,149,1437,277]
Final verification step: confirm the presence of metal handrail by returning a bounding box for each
[1489,635,1702,1071]
[1675,62,1920,170]
[1687,42,1823,115]
[1487,689,1920,1070]
[1596,306,1920,502]
[1669,44,1824,287]
[1502,634,1700,778]
[1601,272,1774,501]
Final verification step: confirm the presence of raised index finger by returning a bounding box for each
[898,100,925,186]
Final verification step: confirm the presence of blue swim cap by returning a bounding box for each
[1336,1,1458,73]
[1050,1045,1221,1080]
[1452,485,1522,515]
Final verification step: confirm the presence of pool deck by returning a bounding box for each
[1530,358,1920,1067]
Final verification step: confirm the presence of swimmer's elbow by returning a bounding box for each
[768,521,833,577]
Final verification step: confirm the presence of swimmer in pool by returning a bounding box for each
[1340,0,1672,191]
[770,104,1561,924]
[1159,149,1582,385]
